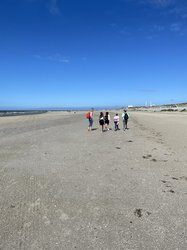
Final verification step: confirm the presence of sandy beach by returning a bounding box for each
[0,111,187,250]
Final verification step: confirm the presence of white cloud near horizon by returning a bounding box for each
[33,53,70,63]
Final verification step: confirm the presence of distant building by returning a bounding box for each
[128,105,134,108]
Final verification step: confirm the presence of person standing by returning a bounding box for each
[99,112,105,132]
[87,109,94,131]
[122,110,129,130]
[104,112,110,131]
[113,113,120,131]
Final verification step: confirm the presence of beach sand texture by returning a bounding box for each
[0,111,187,250]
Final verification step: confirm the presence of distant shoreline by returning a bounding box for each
[0,102,187,116]
[0,110,48,117]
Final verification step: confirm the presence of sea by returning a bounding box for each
[0,106,123,117]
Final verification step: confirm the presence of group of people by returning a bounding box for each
[87,110,129,132]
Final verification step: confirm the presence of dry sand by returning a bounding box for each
[0,111,187,250]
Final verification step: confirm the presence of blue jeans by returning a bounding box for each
[114,122,118,130]
[89,118,93,127]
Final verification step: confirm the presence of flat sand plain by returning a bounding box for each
[0,111,187,250]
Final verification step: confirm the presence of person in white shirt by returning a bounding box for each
[122,110,129,130]
[113,113,120,131]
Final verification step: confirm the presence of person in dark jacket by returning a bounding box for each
[104,112,110,131]
[99,112,105,132]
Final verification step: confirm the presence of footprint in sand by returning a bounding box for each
[166,185,172,188]
[160,180,173,193]
[161,180,167,183]
[169,189,175,193]
[151,158,157,162]
[142,154,152,159]
[171,177,179,180]
[142,154,158,162]
[179,176,187,180]
[134,209,142,217]
[134,209,151,218]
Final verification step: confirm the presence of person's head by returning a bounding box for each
[106,112,109,116]
[100,112,103,117]
[116,113,118,116]
[124,110,126,113]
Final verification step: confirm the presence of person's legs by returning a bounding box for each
[123,120,125,130]
[105,122,108,130]
[117,122,119,130]
[90,118,93,130]
[88,118,93,131]
[125,120,128,129]
[102,124,104,132]
[107,122,110,130]
[114,122,117,131]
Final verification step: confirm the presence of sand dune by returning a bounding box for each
[0,111,186,249]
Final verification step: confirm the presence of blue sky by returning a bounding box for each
[0,0,187,108]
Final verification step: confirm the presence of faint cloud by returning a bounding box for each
[140,0,187,21]
[182,13,187,19]
[170,22,182,32]
[167,6,187,19]
[109,23,118,28]
[146,35,155,40]
[148,1,187,21]
[109,23,131,37]
[33,53,69,63]
[48,53,69,63]
[48,0,60,15]
[152,24,165,31]
[33,54,42,59]
[25,0,60,15]
[144,0,176,8]
[146,22,186,37]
